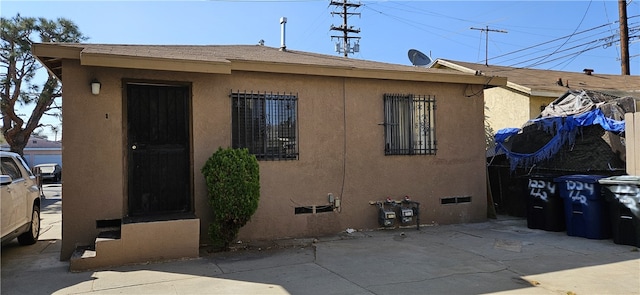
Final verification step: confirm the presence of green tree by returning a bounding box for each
[1,14,86,155]
[201,147,260,250]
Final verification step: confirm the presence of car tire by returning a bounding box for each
[17,205,40,245]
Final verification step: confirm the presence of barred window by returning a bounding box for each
[383,93,436,155]
[231,91,298,160]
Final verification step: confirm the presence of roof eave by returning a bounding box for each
[32,43,82,80]
[80,52,232,74]
[31,44,506,85]
[232,60,506,85]
[431,59,478,74]
[530,89,567,97]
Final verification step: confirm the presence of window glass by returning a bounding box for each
[231,91,298,160]
[383,93,437,155]
[1,157,23,180]
[16,155,34,177]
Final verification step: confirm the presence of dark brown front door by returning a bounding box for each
[126,83,191,217]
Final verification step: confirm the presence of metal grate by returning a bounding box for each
[383,93,437,155]
[231,91,298,160]
[441,196,472,205]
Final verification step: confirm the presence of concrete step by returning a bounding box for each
[69,228,121,272]
[70,218,200,272]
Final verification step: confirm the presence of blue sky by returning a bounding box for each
[2,0,639,139]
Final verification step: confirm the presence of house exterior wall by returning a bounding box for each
[484,87,530,131]
[60,60,488,260]
[529,95,556,119]
[627,112,640,176]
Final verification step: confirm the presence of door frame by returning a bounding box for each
[122,79,194,219]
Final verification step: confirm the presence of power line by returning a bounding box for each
[511,34,639,69]
[362,1,638,72]
[361,4,477,49]
[487,22,614,63]
[501,26,639,68]
[486,19,639,70]
[492,26,627,65]
[530,0,593,67]
[330,0,361,57]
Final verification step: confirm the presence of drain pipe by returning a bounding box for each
[414,201,421,230]
[279,17,287,51]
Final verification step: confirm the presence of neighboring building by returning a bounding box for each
[0,136,62,167]
[430,59,640,132]
[430,60,640,218]
[32,43,506,270]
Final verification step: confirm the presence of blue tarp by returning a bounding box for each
[495,108,625,171]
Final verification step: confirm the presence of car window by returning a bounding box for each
[39,166,55,173]
[1,157,23,180]
[16,156,34,177]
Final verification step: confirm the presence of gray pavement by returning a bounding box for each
[2,189,639,295]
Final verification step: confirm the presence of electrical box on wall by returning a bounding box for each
[379,208,396,227]
[370,196,421,229]
[399,207,414,224]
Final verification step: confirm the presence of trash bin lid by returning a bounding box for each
[553,174,606,184]
[598,175,640,186]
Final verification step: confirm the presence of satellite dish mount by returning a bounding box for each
[408,49,432,67]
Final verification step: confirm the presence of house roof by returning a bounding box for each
[32,43,506,86]
[431,59,640,98]
[0,136,61,150]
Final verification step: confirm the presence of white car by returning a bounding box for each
[1,151,41,246]
[34,163,62,183]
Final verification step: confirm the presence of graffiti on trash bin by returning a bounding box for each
[565,180,594,205]
[605,184,640,219]
[528,179,556,202]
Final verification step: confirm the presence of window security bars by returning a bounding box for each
[231,91,298,160]
[383,94,436,155]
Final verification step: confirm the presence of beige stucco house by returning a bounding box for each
[32,43,506,270]
[430,59,640,132]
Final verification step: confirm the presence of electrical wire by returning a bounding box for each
[602,0,621,59]
[508,34,613,67]
[490,20,639,67]
[361,3,477,50]
[361,1,637,72]
[524,0,593,69]
[516,35,640,69]
[493,30,614,65]
[511,31,639,69]
[487,22,614,63]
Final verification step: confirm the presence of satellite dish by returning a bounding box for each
[408,49,432,66]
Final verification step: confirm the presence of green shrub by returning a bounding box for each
[201,147,260,250]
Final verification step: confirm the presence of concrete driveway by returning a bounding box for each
[2,186,639,295]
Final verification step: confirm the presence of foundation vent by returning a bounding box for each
[295,205,333,214]
[440,196,472,205]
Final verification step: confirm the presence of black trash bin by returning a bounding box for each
[599,175,640,247]
[555,174,610,239]
[526,175,565,231]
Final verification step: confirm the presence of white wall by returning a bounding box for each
[626,112,639,176]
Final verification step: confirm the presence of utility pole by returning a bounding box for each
[330,0,361,58]
[619,0,630,75]
[471,26,507,66]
